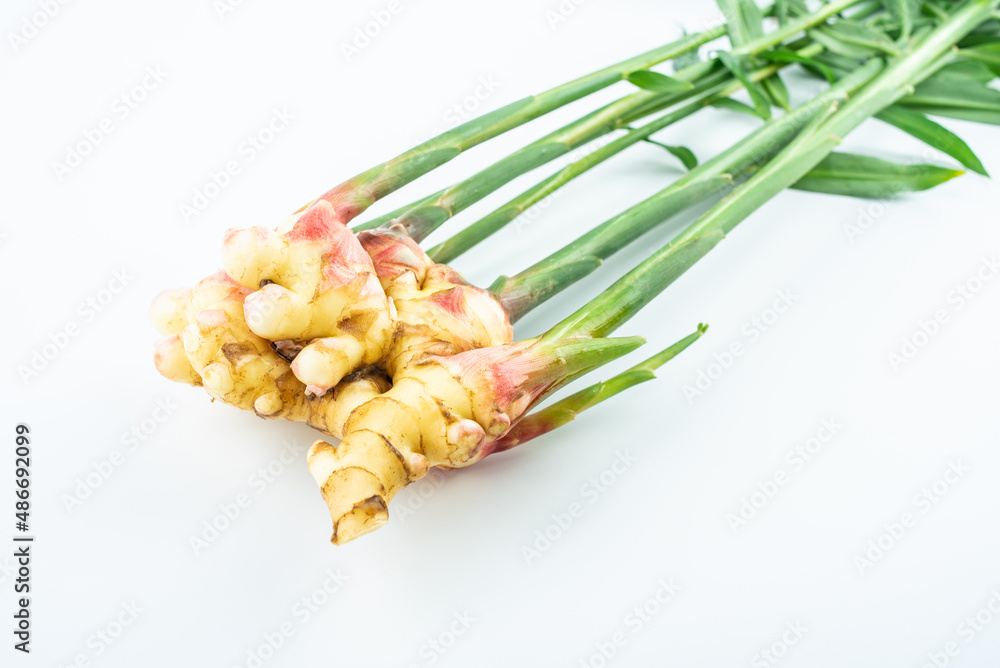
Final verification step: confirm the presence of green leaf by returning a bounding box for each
[876,105,988,176]
[813,50,868,75]
[809,20,901,58]
[760,49,836,82]
[626,70,695,93]
[792,151,965,198]
[646,140,699,170]
[762,73,791,111]
[709,97,762,117]
[775,0,809,25]
[900,77,1000,119]
[958,32,1000,49]
[716,51,772,119]
[717,0,764,48]
[907,106,1000,125]
[880,0,919,39]
[928,59,996,84]
[959,43,1000,76]
[829,20,900,55]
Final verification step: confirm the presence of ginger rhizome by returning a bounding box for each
[152,201,640,544]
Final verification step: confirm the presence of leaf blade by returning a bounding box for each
[762,72,791,111]
[717,51,773,119]
[792,151,965,198]
[626,70,695,93]
[709,97,762,117]
[760,48,837,82]
[716,0,764,48]
[876,105,988,176]
[880,0,918,39]
[646,140,699,170]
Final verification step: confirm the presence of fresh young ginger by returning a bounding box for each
[153,201,641,544]
[151,200,616,544]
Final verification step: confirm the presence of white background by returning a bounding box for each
[3,0,1000,666]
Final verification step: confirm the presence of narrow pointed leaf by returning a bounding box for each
[958,33,1000,49]
[900,77,1000,117]
[762,72,791,111]
[876,105,988,175]
[717,51,772,119]
[959,43,1000,76]
[775,0,809,24]
[626,70,695,93]
[810,19,901,58]
[791,151,965,198]
[760,49,837,82]
[928,59,996,83]
[717,0,765,48]
[646,140,699,170]
[813,50,868,74]
[907,106,1000,125]
[880,0,918,39]
[710,97,762,116]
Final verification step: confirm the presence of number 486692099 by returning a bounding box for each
[15,424,30,531]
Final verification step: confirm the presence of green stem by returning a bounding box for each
[353,0,869,238]
[315,28,727,224]
[543,0,995,342]
[358,68,730,240]
[427,45,821,265]
[489,324,707,452]
[730,0,874,56]
[494,51,876,323]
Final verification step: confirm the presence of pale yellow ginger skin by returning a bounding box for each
[154,214,524,545]
[150,271,389,437]
[222,200,394,396]
[358,225,513,374]
[308,339,554,544]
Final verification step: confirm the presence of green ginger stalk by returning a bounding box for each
[354,0,869,240]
